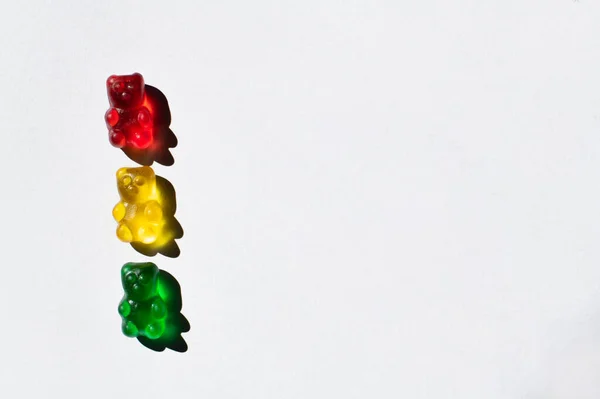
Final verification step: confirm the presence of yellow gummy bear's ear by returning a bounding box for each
[139,166,155,179]
[116,167,129,181]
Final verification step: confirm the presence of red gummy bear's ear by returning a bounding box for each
[132,72,144,87]
[107,75,118,86]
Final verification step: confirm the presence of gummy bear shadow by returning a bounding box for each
[137,270,190,353]
[130,176,184,258]
[122,85,178,166]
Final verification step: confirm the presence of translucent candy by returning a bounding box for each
[113,166,164,244]
[105,73,154,150]
[113,166,182,256]
[104,73,178,166]
[118,263,189,351]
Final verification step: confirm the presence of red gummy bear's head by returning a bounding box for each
[107,73,145,109]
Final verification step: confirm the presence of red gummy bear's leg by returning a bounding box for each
[131,130,152,149]
[109,129,126,148]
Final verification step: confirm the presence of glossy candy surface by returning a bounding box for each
[118,263,189,351]
[105,73,154,150]
[113,166,165,244]
[118,262,167,339]
[105,72,179,166]
[113,166,183,257]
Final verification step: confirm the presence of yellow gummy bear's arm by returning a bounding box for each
[113,202,126,222]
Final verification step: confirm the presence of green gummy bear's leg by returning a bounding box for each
[122,321,139,337]
[144,322,165,340]
[136,314,189,352]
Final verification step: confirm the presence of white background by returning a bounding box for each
[0,0,599,398]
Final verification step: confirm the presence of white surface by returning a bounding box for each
[0,0,599,398]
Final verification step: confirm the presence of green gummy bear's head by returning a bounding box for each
[121,262,159,301]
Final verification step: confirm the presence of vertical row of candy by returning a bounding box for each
[105,73,189,352]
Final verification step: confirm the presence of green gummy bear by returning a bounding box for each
[118,262,189,352]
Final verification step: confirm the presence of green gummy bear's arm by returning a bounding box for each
[118,298,131,317]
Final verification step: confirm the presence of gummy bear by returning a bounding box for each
[113,166,183,257]
[113,166,164,245]
[118,263,189,352]
[118,262,167,339]
[105,73,178,166]
[105,73,154,150]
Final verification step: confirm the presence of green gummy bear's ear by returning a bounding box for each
[121,263,135,278]
[149,263,159,275]
[122,262,157,277]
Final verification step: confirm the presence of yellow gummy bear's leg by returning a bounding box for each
[137,225,158,244]
[117,223,133,242]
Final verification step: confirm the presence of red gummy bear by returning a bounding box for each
[105,73,153,150]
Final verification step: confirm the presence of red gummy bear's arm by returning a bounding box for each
[105,108,119,127]
[137,106,152,126]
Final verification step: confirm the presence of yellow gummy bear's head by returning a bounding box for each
[116,166,156,203]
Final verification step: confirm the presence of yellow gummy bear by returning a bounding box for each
[113,166,165,245]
